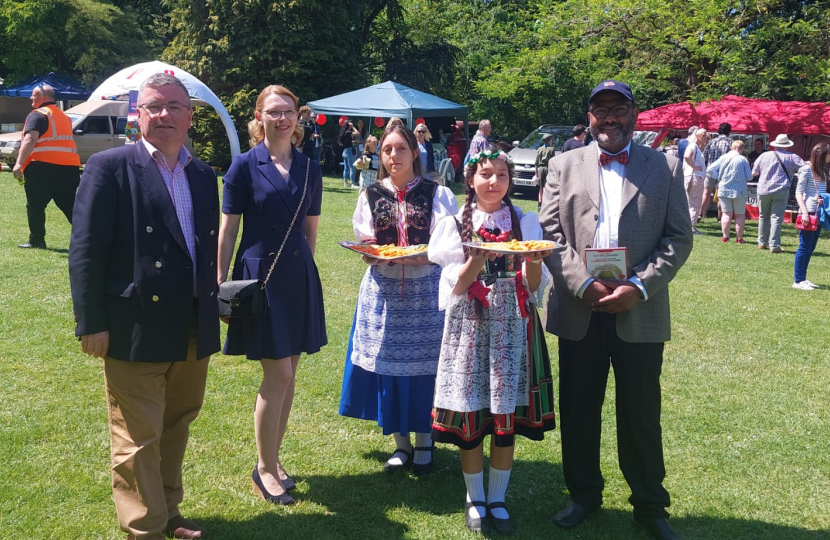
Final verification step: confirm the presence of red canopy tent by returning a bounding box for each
[637,95,830,221]
[636,95,830,157]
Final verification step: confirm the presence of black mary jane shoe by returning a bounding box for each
[487,502,515,535]
[410,445,434,476]
[465,500,487,534]
[383,448,412,473]
[251,467,295,505]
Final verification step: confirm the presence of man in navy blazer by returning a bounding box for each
[69,73,219,540]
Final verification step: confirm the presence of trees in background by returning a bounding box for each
[0,0,155,85]
[1,0,828,165]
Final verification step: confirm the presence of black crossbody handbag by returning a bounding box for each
[218,157,310,318]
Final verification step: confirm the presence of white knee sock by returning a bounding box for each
[487,466,512,519]
[463,471,486,519]
[387,433,412,466]
[413,432,433,465]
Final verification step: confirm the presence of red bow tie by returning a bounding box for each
[599,151,629,166]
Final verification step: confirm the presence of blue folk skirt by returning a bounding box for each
[338,265,442,435]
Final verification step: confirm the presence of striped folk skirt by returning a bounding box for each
[432,307,556,450]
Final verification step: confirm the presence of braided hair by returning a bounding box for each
[461,145,521,318]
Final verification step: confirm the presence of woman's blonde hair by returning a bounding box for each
[248,85,303,148]
[415,122,432,141]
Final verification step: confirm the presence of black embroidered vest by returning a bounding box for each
[366,180,438,245]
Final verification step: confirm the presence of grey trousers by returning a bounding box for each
[757,189,789,249]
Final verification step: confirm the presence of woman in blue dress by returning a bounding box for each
[218,84,327,505]
[339,124,457,474]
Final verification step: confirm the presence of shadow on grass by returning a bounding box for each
[196,452,565,539]
[195,455,827,539]
[323,184,361,195]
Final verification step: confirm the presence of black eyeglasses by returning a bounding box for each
[415,130,427,134]
[589,104,632,119]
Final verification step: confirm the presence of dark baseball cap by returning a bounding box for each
[588,80,635,104]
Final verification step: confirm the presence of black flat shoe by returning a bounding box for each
[410,445,434,476]
[552,501,600,529]
[282,476,296,491]
[251,467,295,505]
[633,515,680,540]
[383,447,411,473]
[487,502,515,535]
[465,500,487,533]
[276,461,295,491]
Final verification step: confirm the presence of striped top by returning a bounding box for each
[796,164,828,213]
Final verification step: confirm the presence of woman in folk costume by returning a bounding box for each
[339,124,458,474]
[428,146,556,534]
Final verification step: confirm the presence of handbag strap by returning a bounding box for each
[260,156,311,288]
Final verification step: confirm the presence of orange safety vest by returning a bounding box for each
[23,104,81,170]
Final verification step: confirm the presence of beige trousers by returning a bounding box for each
[104,334,209,540]
[686,174,705,225]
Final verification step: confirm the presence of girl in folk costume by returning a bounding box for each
[428,146,556,534]
[339,124,458,474]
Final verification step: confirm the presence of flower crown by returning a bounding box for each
[466,150,511,168]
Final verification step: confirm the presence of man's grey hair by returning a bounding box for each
[139,73,191,107]
[687,126,698,135]
[40,84,56,100]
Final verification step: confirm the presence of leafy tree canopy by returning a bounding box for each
[2,0,828,162]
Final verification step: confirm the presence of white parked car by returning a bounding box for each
[507,125,574,195]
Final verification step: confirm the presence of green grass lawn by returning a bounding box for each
[1,171,828,539]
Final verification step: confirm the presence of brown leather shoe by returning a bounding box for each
[165,515,208,539]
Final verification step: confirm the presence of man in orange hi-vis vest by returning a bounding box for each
[12,84,81,249]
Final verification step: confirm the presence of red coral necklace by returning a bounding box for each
[477,225,510,242]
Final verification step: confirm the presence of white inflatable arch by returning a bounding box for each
[88,60,240,158]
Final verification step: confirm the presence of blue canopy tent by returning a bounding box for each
[0,72,91,100]
[307,80,469,146]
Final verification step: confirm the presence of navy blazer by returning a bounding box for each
[69,142,221,362]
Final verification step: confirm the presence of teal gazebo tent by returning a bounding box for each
[307,80,469,145]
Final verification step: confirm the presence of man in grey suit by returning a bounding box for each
[540,80,692,540]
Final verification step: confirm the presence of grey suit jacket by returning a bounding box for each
[539,143,693,343]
